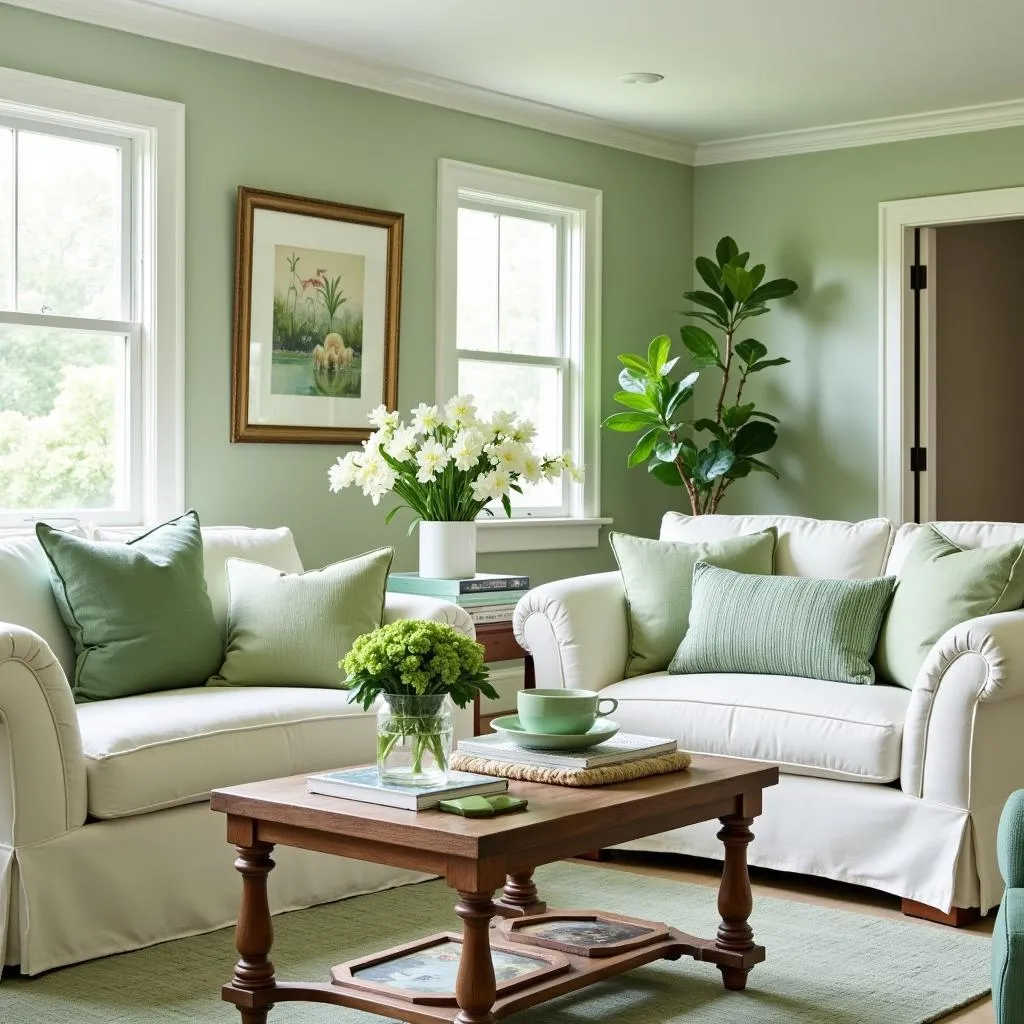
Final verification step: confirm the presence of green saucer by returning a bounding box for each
[489,715,620,750]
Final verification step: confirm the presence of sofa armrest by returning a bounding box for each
[513,572,628,692]
[382,594,475,741]
[0,624,86,845]
[902,610,1024,808]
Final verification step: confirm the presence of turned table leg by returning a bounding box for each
[715,815,755,992]
[455,890,497,1024]
[495,869,547,917]
[232,841,277,1024]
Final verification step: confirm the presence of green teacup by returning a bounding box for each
[517,688,618,736]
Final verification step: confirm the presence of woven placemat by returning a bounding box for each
[449,749,692,787]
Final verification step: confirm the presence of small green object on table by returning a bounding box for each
[439,794,528,817]
[489,714,620,750]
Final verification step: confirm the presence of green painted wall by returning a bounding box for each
[0,3,692,578]
[694,129,1024,521]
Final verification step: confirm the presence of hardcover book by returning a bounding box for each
[454,589,528,607]
[387,572,530,597]
[306,766,508,810]
[456,733,677,771]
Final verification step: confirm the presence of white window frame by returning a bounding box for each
[0,68,184,530]
[436,159,609,552]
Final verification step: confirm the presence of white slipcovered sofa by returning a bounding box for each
[514,512,1024,920]
[0,524,474,976]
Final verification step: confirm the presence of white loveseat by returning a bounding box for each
[514,512,1024,919]
[0,525,474,976]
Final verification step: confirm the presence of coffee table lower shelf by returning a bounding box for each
[222,890,765,1024]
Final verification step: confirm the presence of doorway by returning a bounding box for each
[879,187,1024,524]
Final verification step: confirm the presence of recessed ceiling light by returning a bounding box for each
[618,72,664,85]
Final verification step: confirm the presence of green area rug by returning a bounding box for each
[3,861,990,1023]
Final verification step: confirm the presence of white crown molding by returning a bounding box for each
[2,0,697,165]
[693,97,1024,165]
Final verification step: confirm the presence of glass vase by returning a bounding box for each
[377,693,453,787]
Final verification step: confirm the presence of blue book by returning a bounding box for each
[305,766,508,810]
[387,572,530,597]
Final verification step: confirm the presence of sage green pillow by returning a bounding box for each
[210,547,394,687]
[875,525,1024,689]
[610,528,776,678]
[670,563,896,685]
[36,511,222,703]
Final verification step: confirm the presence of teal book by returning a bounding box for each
[387,572,530,598]
[454,589,528,607]
[305,766,508,810]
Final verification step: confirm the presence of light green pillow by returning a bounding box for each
[875,525,1024,689]
[210,547,394,687]
[670,562,896,685]
[610,528,776,678]
[36,511,222,703]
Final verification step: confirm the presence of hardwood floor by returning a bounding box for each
[585,851,994,1022]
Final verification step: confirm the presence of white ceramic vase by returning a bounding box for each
[418,520,476,579]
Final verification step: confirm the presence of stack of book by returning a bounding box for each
[455,733,678,770]
[386,571,530,625]
[306,766,509,810]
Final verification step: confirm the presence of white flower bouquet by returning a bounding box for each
[328,395,583,523]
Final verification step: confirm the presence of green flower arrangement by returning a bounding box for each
[343,620,499,777]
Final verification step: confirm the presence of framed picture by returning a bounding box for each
[230,186,403,444]
[331,932,568,1006]
[499,911,668,958]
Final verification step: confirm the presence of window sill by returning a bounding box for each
[475,517,612,553]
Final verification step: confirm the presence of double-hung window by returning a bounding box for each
[0,69,184,529]
[436,159,606,551]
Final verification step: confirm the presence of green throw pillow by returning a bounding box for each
[610,528,776,678]
[210,547,394,687]
[875,525,1024,689]
[670,563,896,685]
[36,511,222,703]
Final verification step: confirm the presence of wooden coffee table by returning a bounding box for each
[210,754,778,1024]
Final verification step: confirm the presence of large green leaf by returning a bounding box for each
[694,442,735,483]
[603,411,661,432]
[680,325,721,367]
[748,278,798,304]
[660,356,680,377]
[649,460,685,487]
[665,374,698,419]
[725,461,752,480]
[749,264,766,289]
[733,420,778,457]
[618,368,645,394]
[683,290,730,322]
[614,390,655,412]
[715,236,739,267]
[734,338,767,365]
[647,335,672,372]
[749,409,780,423]
[655,441,682,463]
[618,353,652,375]
[683,309,731,331]
[722,403,755,429]
[693,418,728,443]
[722,265,754,303]
[628,428,661,467]
[733,251,750,269]
[747,457,781,478]
[748,356,791,373]
[695,256,723,293]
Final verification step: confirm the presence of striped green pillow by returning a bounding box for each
[669,563,896,685]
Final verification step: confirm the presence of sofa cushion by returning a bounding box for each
[660,512,893,580]
[599,672,912,783]
[76,685,375,818]
[610,528,776,678]
[211,548,393,687]
[886,521,1024,576]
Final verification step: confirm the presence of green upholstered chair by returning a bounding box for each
[994,789,1024,1023]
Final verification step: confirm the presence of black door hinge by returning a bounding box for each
[910,264,928,291]
[909,446,928,472]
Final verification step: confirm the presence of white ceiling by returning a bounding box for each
[126,0,1024,145]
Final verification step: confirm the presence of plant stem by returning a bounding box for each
[714,323,736,425]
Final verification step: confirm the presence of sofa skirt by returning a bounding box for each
[4,801,431,976]
[616,772,994,914]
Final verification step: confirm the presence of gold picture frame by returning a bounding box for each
[230,186,403,444]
